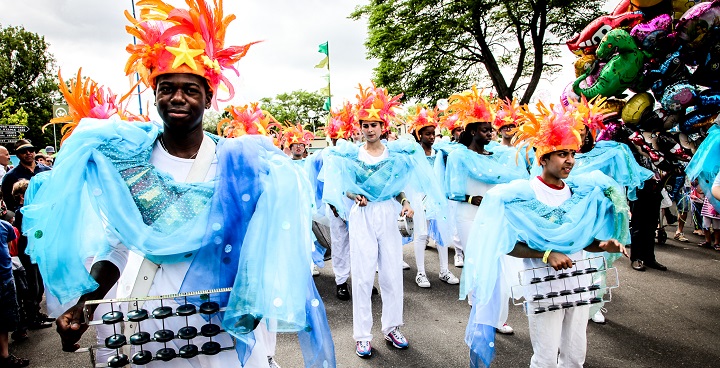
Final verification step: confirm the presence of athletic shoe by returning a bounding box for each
[356,341,372,357]
[673,232,689,242]
[385,327,409,349]
[591,310,606,324]
[439,270,459,285]
[496,323,514,335]
[454,254,464,268]
[267,356,281,368]
[402,261,411,270]
[415,272,431,288]
[311,264,320,276]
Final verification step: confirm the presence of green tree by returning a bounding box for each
[351,0,604,104]
[0,97,29,126]
[259,90,329,134]
[0,24,59,149]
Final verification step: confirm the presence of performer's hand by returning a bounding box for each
[470,196,482,206]
[400,203,414,218]
[546,252,573,271]
[598,239,629,258]
[355,194,368,207]
[56,302,89,352]
[330,205,339,218]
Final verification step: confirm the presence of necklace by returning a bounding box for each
[159,136,200,159]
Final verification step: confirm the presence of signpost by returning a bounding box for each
[0,125,29,145]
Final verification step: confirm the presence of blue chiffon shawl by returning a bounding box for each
[22,118,335,367]
[320,139,447,222]
[572,141,653,201]
[445,144,530,201]
[460,171,629,367]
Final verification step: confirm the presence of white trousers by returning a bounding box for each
[456,202,479,255]
[349,200,404,341]
[413,233,449,275]
[527,304,590,368]
[328,204,351,285]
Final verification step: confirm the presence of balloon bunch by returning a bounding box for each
[562,0,720,171]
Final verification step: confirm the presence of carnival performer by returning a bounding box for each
[306,102,357,300]
[407,105,458,288]
[565,97,654,324]
[283,124,315,162]
[434,113,466,268]
[320,83,447,358]
[493,98,521,148]
[461,101,629,368]
[443,87,529,277]
[279,123,323,277]
[21,1,335,367]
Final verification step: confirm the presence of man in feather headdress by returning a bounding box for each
[21,1,335,367]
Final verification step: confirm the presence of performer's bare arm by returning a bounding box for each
[509,241,573,271]
[56,261,120,352]
[395,192,414,218]
[510,239,628,272]
[584,239,629,258]
[713,184,720,201]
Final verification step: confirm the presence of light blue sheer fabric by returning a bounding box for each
[320,139,447,223]
[22,118,335,366]
[687,124,720,212]
[572,141,653,201]
[459,171,629,367]
[306,150,326,217]
[445,144,530,201]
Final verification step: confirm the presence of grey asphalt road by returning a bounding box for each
[9,224,720,367]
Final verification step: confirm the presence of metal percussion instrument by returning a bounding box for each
[397,215,414,237]
[76,288,237,367]
[510,256,620,316]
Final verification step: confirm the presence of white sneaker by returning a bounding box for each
[311,264,320,276]
[268,356,281,368]
[415,272,431,288]
[439,270,459,284]
[496,323,514,335]
[454,254,464,268]
[591,310,606,324]
[402,261,411,270]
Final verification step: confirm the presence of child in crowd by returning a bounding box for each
[700,196,720,250]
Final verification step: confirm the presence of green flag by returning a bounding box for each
[323,97,331,111]
[314,56,329,69]
[318,85,331,96]
[318,42,328,55]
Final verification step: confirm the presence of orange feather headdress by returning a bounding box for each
[354,83,403,129]
[407,105,439,139]
[567,95,612,140]
[281,123,315,146]
[493,97,522,130]
[513,101,584,162]
[217,102,279,138]
[124,0,259,108]
[445,85,495,128]
[325,101,357,140]
[44,68,148,145]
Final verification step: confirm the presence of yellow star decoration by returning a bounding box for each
[166,37,204,70]
[364,106,381,120]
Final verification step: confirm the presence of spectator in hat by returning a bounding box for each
[1,140,51,212]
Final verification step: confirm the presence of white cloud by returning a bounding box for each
[1,0,588,121]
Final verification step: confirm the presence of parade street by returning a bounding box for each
[9,224,720,368]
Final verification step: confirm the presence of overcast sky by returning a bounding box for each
[1,0,581,120]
